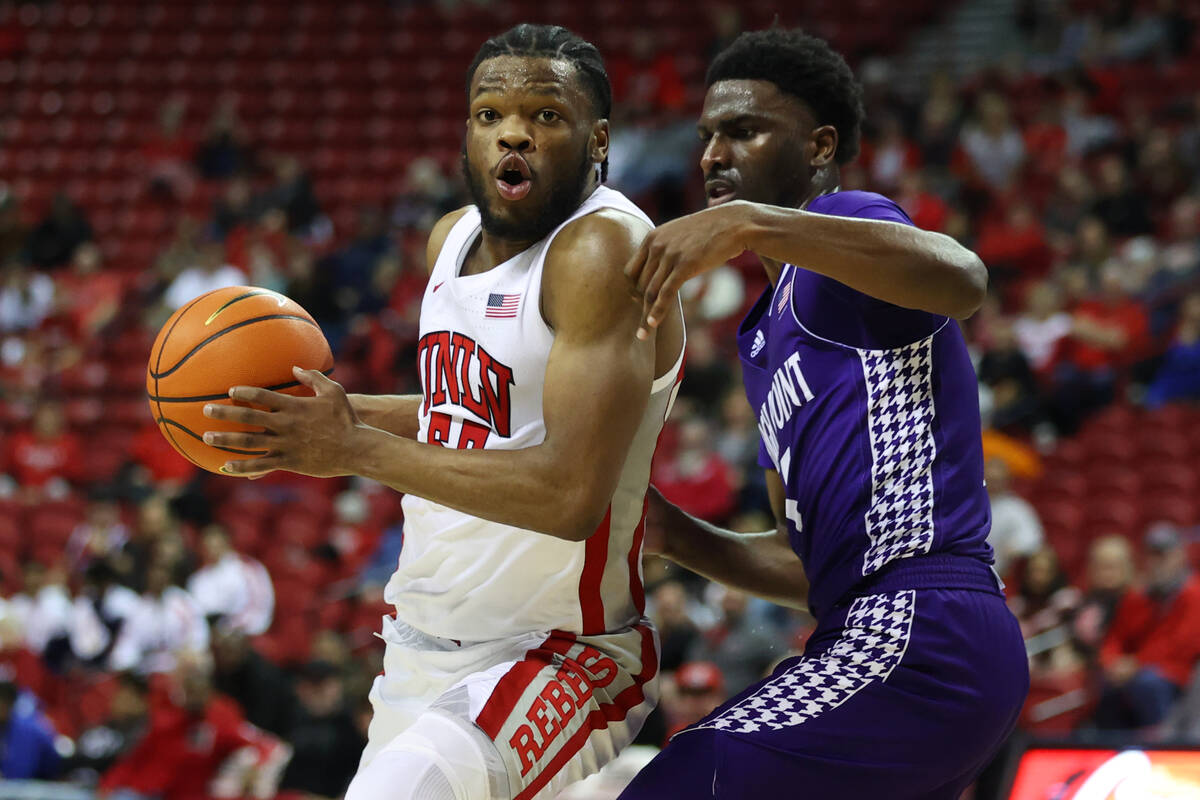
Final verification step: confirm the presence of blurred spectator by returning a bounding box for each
[974,202,1053,289]
[1096,524,1200,732]
[664,661,726,739]
[1061,83,1119,158]
[0,678,61,779]
[958,93,1026,192]
[70,559,141,671]
[187,525,275,636]
[7,562,71,658]
[0,187,27,265]
[278,660,364,798]
[687,587,779,694]
[162,240,246,311]
[1049,263,1149,433]
[54,242,123,338]
[66,493,130,576]
[65,672,150,782]
[194,98,252,181]
[115,561,209,674]
[977,319,1042,432]
[655,417,737,524]
[0,260,55,334]
[1014,281,1073,375]
[26,193,92,270]
[1072,535,1135,661]
[100,652,289,800]
[1145,291,1200,407]
[915,71,962,170]
[4,399,83,497]
[673,328,733,415]
[1091,155,1153,238]
[985,457,1044,579]
[1042,165,1096,242]
[650,580,700,674]
[332,207,393,317]
[210,176,257,241]
[258,156,326,239]
[139,97,196,200]
[390,157,458,233]
[115,494,192,592]
[211,627,296,738]
[862,115,920,193]
[895,170,949,233]
[1008,548,1080,670]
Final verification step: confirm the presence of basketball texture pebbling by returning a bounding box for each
[146,286,334,475]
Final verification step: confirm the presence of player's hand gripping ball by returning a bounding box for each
[146,286,334,475]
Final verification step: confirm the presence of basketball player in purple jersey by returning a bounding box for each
[619,29,1029,799]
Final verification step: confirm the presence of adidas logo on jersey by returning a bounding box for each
[751,329,766,358]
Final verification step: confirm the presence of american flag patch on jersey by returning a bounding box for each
[486,292,521,318]
[776,279,793,316]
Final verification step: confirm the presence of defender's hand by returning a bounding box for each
[624,202,754,340]
[202,366,363,478]
[641,485,679,559]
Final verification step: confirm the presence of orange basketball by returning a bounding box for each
[146,286,334,475]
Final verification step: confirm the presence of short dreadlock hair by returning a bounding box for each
[706,29,865,165]
[466,24,612,181]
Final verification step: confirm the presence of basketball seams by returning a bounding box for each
[148,313,321,380]
[148,367,335,403]
[153,293,210,468]
[157,418,269,456]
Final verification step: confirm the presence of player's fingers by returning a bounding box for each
[228,385,296,410]
[293,366,339,395]
[202,403,277,428]
[623,237,651,284]
[646,274,680,330]
[220,457,285,477]
[642,250,678,313]
[202,431,274,450]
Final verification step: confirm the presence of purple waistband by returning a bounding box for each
[841,553,1003,603]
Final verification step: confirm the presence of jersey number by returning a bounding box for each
[428,411,492,450]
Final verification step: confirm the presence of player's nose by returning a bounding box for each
[700,136,730,174]
[497,118,534,152]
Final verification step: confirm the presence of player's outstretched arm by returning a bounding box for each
[204,211,667,542]
[648,474,808,610]
[627,200,987,337]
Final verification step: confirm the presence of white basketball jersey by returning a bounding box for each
[387,186,683,642]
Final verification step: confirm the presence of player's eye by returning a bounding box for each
[734,128,755,139]
[476,109,499,123]
[537,109,560,123]
[698,131,713,143]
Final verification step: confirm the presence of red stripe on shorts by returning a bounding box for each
[514,623,659,800]
[578,507,611,635]
[476,633,577,740]
[627,496,648,616]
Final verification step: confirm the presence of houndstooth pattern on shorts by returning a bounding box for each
[858,338,937,576]
[690,591,916,735]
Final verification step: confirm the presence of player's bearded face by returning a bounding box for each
[463,56,598,242]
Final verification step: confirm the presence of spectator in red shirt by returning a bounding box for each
[654,417,737,524]
[1095,524,1200,732]
[1048,263,1150,433]
[895,170,949,233]
[100,652,288,800]
[974,201,1053,293]
[4,399,82,498]
[662,661,726,740]
[140,98,196,202]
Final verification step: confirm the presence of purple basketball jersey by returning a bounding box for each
[737,190,993,619]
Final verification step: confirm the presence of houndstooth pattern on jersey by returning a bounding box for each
[858,338,937,576]
[689,591,916,735]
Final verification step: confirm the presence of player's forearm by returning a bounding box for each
[347,394,421,439]
[740,202,988,319]
[345,425,609,541]
[660,502,808,610]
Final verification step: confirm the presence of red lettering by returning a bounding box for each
[578,646,617,689]
[457,418,490,449]
[508,724,542,777]
[428,332,452,407]
[541,679,576,725]
[435,332,460,406]
[557,661,593,708]
[419,335,435,414]
[526,697,561,751]
[453,334,491,422]
[428,411,452,447]
[477,348,515,437]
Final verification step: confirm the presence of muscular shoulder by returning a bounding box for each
[541,208,650,330]
[424,206,473,275]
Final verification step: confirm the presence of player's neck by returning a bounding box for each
[760,167,842,286]
[467,179,600,274]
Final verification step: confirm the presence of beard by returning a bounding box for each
[462,143,594,242]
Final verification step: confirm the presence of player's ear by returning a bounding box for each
[590,119,610,165]
[811,124,838,168]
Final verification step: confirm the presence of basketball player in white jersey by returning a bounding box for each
[202,24,685,800]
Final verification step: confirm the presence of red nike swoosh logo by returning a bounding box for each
[433,281,444,292]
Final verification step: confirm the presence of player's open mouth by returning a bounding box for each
[705,178,736,207]
[495,154,533,201]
